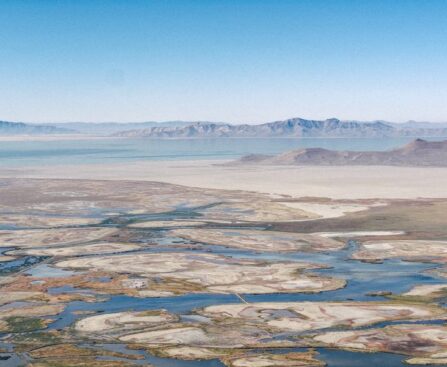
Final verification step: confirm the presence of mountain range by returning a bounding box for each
[113,118,447,138]
[0,121,74,135]
[231,139,447,167]
[43,121,195,135]
[2,117,447,138]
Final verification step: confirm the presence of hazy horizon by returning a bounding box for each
[1,0,447,123]
[5,117,447,126]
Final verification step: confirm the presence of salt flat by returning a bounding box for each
[2,160,447,199]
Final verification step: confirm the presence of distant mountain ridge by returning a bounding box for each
[232,139,447,167]
[44,121,196,135]
[2,117,447,137]
[0,121,74,135]
[113,118,447,138]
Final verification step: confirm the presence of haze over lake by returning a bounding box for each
[0,137,437,167]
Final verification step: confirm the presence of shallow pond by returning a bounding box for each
[24,263,78,278]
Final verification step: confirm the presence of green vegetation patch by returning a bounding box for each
[4,316,47,333]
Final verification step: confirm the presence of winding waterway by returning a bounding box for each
[2,209,447,366]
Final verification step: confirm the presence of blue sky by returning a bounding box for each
[1,0,446,123]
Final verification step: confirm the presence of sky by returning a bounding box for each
[0,0,446,123]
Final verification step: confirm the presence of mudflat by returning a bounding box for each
[1,160,447,199]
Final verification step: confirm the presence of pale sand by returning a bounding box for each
[56,252,345,294]
[224,352,324,367]
[75,311,177,333]
[403,284,447,297]
[128,220,207,229]
[280,201,380,218]
[0,255,16,262]
[1,160,447,199]
[201,302,445,333]
[315,231,405,238]
[8,242,142,257]
[353,240,447,262]
[313,324,447,365]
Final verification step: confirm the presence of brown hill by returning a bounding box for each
[233,139,447,167]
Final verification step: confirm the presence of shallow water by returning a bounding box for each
[152,235,443,301]
[3,212,447,366]
[316,348,410,367]
[45,235,445,336]
[0,249,43,275]
[0,137,437,167]
[48,293,241,330]
[0,353,24,367]
[24,263,77,278]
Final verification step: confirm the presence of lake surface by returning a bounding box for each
[0,137,438,167]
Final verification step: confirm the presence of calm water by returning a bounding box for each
[0,137,435,167]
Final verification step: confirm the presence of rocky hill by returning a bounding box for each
[231,139,447,167]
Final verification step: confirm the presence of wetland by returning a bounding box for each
[1,178,447,366]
